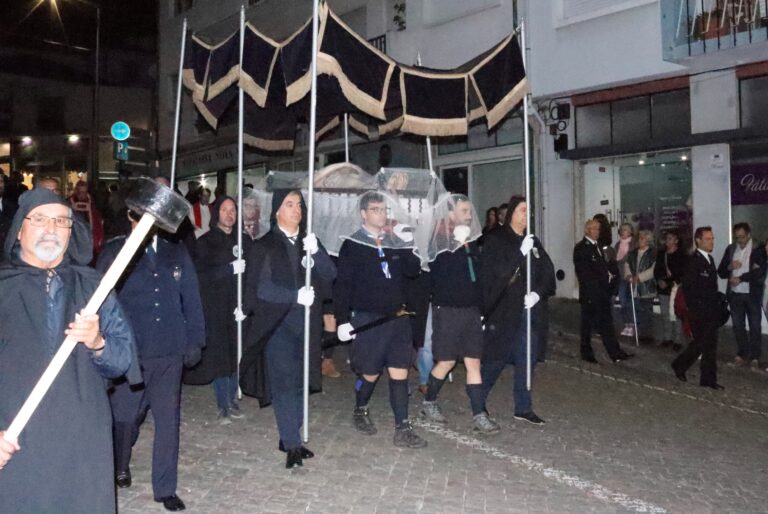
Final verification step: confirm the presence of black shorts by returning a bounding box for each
[349,311,413,375]
[431,305,484,361]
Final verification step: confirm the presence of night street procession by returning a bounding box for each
[2,1,768,513]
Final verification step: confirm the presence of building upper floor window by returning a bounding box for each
[175,0,193,16]
[740,75,768,130]
[554,0,655,27]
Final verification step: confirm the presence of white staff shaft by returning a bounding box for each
[630,282,640,347]
[236,5,245,400]
[344,112,350,162]
[4,213,156,442]
[520,20,532,391]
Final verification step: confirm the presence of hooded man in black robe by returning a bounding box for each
[184,195,246,424]
[0,188,134,513]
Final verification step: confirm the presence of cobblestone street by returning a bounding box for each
[118,334,768,513]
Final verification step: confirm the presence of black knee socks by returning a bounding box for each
[466,384,485,416]
[355,376,378,408]
[388,378,409,426]
[425,373,446,402]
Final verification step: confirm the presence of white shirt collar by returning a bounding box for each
[585,236,598,246]
[696,248,711,260]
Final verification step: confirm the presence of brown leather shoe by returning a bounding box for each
[321,358,341,378]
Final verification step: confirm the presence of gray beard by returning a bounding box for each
[33,241,64,263]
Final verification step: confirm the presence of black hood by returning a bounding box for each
[269,189,307,236]
[209,195,237,230]
[3,188,93,266]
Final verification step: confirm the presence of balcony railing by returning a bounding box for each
[661,0,768,61]
[367,34,387,54]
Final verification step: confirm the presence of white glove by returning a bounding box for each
[393,223,414,243]
[297,286,315,306]
[453,225,471,244]
[303,233,319,255]
[233,307,247,322]
[520,234,534,256]
[524,292,540,309]
[337,322,356,342]
[231,259,246,275]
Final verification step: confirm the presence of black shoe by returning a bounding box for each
[115,470,131,488]
[278,440,315,459]
[581,354,598,363]
[155,495,186,511]
[286,448,303,468]
[514,412,546,425]
[671,364,687,382]
[611,352,634,363]
[702,383,725,390]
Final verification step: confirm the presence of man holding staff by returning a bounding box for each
[0,188,134,513]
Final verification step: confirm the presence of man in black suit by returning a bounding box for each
[573,219,633,363]
[717,222,766,369]
[672,226,724,389]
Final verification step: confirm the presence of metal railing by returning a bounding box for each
[662,0,768,60]
[367,34,387,54]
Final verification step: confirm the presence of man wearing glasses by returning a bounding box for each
[0,188,134,513]
[334,191,427,449]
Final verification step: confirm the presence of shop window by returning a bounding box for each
[576,103,611,147]
[612,96,650,144]
[651,89,690,140]
[437,116,523,156]
[740,76,768,130]
[471,159,523,215]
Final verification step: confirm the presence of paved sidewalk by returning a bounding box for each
[118,334,768,513]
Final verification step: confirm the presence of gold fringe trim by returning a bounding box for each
[467,34,513,75]
[326,6,396,66]
[238,72,268,107]
[348,115,373,138]
[315,116,340,141]
[243,133,295,152]
[207,64,240,100]
[400,114,467,137]
[317,53,392,120]
[193,99,219,129]
[284,10,325,106]
[378,115,403,136]
[182,69,207,102]
[485,77,528,130]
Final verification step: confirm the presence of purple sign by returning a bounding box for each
[731,165,768,206]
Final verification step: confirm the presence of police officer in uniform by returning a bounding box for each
[97,195,204,512]
[334,191,427,449]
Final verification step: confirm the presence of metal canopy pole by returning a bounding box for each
[344,112,350,162]
[520,20,533,391]
[236,5,245,399]
[303,0,321,443]
[170,18,188,189]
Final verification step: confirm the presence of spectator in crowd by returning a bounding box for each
[614,222,636,337]
[188,187,212,239]
[184,196,246,424]
[672,226,724,389]
[573,219,634,363]
[68,180,104,257]
[654,229,686,351]
[717,222,766,369]
[34,176,61,196]
[0,188,133,513]
[624,229,656,343]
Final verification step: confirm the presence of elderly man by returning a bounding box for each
[0,188,134,513]
[573,218,634,363]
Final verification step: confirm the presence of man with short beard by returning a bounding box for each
[0,188,134,513]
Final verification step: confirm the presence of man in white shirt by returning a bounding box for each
[717,223,766,369]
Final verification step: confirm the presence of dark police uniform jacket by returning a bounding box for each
[97,234,205,360]
[573,236,619,305]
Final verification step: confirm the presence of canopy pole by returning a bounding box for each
[520,20,533,391]
[303,0,321,444]
[170,18,188,190]
[344,113,350,162]
[236,5,245,400]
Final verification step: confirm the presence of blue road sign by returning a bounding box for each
[111,121,131,141]
[114,141,129,161]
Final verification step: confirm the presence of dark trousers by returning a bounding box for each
[672,317,719,386]
[265,321,304,450]
[580,299,622,359]
[481,321,538,415]
[729,292,763,360]
[111,355,183,499]
[213,373,238,412]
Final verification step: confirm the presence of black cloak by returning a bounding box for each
[184,196,239,385]
[239,190,336,406]
[0,188,135,513]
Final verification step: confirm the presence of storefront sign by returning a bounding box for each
[731,165,768,205]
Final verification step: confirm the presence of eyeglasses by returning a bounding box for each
[25,214,74,228]
[366,207,387,214]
